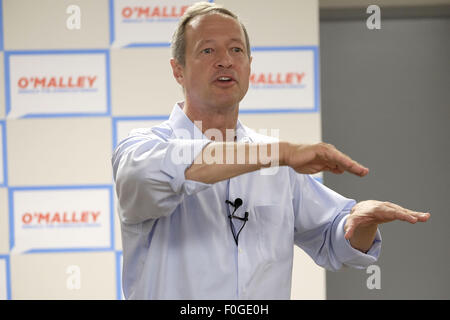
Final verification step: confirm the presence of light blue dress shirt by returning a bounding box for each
[112,102,381,299]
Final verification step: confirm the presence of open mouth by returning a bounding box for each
[217,76,233,82]
[214,75,236,87]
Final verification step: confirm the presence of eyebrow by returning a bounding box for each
[196,38,245,48]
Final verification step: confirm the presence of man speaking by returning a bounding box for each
[112,2,430,299]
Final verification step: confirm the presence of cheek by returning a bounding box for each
[239,58,251,77]
[183,70,211,97]
[240,65,251,86]
[185,64,209,86]
[181,70,197,89]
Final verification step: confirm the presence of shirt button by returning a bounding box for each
[238,248,242,254]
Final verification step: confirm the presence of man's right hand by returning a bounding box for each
[281,142,369,177]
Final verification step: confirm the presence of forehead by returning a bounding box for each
[185,13,245,45]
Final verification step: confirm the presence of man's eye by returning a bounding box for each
[232,47,243,53]
[202,48,213,54]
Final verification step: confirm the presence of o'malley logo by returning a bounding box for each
[250,71,306,89]
[121,5,189,22]
[21,210,102,228]
[17,75,98,94]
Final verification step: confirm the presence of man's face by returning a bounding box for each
[171,13,252,112]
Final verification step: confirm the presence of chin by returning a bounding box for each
[212,99,240,112]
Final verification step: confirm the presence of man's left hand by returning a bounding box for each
[344,200,430,252]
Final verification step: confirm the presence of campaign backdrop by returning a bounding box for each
[5,51,110,118]
[0,0,323,299]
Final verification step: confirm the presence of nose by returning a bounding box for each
[215,49,233,69]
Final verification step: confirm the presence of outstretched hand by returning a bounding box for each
[345,200,430,239]
[344,200,430,252]
[283,142,369,177]
[282,143,431,252]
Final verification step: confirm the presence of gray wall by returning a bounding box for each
[320,16,450,299]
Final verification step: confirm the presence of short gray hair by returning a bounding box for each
[171,1,251,66]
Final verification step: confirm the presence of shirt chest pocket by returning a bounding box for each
[253,204,294,262]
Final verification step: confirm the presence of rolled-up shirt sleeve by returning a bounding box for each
[331,210,381,269]
[112,130,212,224]
[291,171,381,271]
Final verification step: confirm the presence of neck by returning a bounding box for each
[182,100,239,142]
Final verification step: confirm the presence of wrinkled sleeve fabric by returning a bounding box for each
[112,129,212,224]
[290,170,381,271]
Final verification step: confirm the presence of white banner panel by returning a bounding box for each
[111,0,207,47]
[6,51,110,118]
[0,121,4,186]
[10,187,113,254]
[10,252,116,299]
[0,52,5,119]
[113,118,167,148]
[240,47,319,112]
[0,257,8,300]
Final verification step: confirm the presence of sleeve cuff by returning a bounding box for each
[333,213,382,269]
[160,139,212,195]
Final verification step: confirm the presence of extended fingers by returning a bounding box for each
[383,202,430,223]
[347,160,369,177]
[322,144,369,177]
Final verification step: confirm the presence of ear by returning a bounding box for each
[170,58,184,86]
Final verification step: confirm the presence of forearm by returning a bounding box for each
[348,223,378,253]
[185,141,289,184]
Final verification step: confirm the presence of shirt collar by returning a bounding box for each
[168,102,254,143]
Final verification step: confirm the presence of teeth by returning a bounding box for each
[218,77,231,81]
